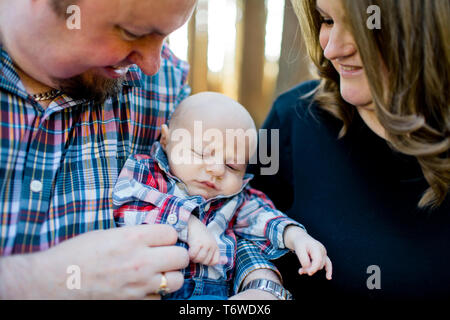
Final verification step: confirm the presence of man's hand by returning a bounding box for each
[284,226,332,280]
[0,224,189,299]
[187,215,220,266]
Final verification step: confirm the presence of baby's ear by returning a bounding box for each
[160,124,170,149]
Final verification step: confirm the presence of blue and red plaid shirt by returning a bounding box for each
[0,44,282,294]
[112,141,304,282]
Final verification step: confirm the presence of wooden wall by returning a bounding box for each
[183,0,313,128]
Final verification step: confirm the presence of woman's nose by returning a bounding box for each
[323,26,357,61]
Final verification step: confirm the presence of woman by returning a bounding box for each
[249,0,449,301]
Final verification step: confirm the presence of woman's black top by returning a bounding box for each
[248,80,450,302]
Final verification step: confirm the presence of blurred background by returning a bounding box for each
[167,0,315,128]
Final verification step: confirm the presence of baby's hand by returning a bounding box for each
[187,215,220,266]
[284,226,332,280]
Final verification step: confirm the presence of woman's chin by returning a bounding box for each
[340,88,372,108]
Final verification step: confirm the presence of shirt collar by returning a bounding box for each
[122,65,142,87]
[0,45,29,100]
[150,141,254,200]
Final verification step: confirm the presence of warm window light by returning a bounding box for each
[167,22,189,62]
[168,0,285,70]
[265,0,285,62]
[207,0,237,73]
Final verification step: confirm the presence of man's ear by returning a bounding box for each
[160,124,170,150]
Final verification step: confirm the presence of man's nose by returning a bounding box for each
[127,37,165,76]
[323,26,356,61]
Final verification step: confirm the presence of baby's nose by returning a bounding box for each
[205,163,225,176]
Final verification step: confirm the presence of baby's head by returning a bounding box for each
[160,92,257,199]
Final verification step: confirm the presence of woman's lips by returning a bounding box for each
[338,64,364,78]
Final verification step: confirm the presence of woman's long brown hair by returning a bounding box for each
[292,0,449,209]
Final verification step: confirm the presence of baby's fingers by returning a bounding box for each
[204,247,217,266]
[205,247,220,266]
[325,256,333,280]
[295,246,311,275]
[188,244,201,261]
[212,248,220,265]
[193,247,209,264]
[306,247,323,275]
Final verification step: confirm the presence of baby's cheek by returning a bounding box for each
[228,176,245,195]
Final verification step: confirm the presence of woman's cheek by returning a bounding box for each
[319,27,329,50]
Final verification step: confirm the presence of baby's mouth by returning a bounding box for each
[199,181,218,190]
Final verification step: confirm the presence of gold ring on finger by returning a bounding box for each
[157,273,170,296]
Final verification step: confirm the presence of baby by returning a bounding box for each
[112,92,332,300]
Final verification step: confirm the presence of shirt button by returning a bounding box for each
[204,203,211,211]
[30,180,43,193]
[167,214,178,225]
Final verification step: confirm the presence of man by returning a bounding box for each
[0,0,283,299]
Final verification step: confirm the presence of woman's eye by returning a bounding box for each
[320,17,334,26]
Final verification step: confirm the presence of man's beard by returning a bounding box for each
[53,71,124,104]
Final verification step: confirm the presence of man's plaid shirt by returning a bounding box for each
[0,44,282,293]
[112,141,303,283]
